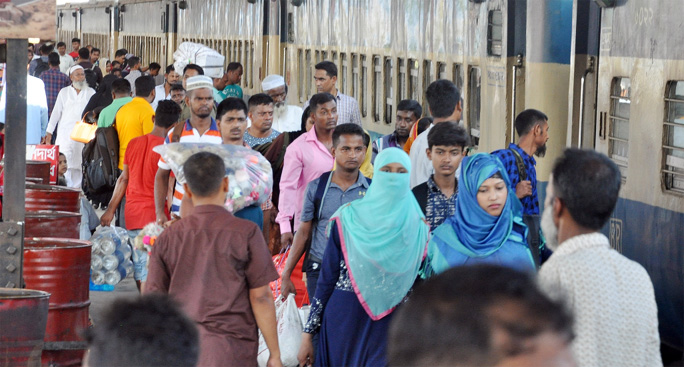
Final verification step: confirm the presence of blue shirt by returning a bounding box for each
[491,143,539,215]
[300,172,370,260]
[424,175,458,231]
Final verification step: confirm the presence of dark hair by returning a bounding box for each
[91,47,100,54]
[48,52,60,67]
[332,123,365,147]
[155,100,182,129]
[388,264,573,367]
[127,56,140,69]
[226,62,242,72]
[309,92,336,112]
[425,79,461,119]
[134,76,156,97]
[217,97,248,120]
[300,106,311,132]
[110,68,122,76]
[39,43,52,55]
[114,49,128,58]
[397,99,422,120]
[184,152,226,198]
[551,148,620,230]
[71,38,80,44]
[183,64,204,76]
[170,83,185,93]
[514,109,548,137]
[56,41,66,48]
[149,62,161,71]
[84,294,199,367]
[165,64,175,74]
[248,93,274,110]
[427,121,470,150]
[111,60,121,68]
[417,116,432,135]
[78,47,89,60]
[111,79,131,95]
[315,61,337,78]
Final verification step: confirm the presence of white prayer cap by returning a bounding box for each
[69,65,84,75]
[185,75,213,92]
[261,74,285,91]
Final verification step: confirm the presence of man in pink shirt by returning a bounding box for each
[277,93,337,248]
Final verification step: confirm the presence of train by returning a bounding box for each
[55,0,683,360]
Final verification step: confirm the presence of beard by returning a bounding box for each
[535,143,547,158]
[72,80,88,91]
[541,205,559,251]
[273,103,287,120]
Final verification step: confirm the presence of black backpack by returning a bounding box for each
[82,124,120,206]
[32,59,49,78]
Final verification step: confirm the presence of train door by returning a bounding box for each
[507,0,526,146]
[117,0,168,70]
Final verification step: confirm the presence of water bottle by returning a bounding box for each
[121,260,134,277]
[104,267,126,285]
[102,254,120,271]
[99,237,116,255]
[92,270,106,285]
[90,236,101,253]
[118,242,132,259]
[91,254,103,271]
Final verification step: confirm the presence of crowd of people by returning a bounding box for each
[0,39,664,367]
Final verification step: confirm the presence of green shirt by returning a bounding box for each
[98,97,133,127]
[222,84,243,99]
[213,87,227,104]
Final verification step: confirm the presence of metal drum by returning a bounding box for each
[25,160,51,185]
[0,288,50,367]
[25,211,81,239]
[23,238,91,367]
[25,184,80,213]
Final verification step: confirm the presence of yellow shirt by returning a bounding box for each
[114,97,155,169]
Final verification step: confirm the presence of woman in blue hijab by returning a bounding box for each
[298,148,430,367]
[423,153,535,277]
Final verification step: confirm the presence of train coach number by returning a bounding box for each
[634,7,654,27]
[610,218,623,253]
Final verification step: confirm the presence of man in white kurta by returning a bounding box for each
[44,65,96,189]
[538,149,662,367]
[261,74,303,132]
[0,75,49,145]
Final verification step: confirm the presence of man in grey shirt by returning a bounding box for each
[280,123,370,300]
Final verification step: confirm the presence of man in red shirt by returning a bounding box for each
[100,100,181,291]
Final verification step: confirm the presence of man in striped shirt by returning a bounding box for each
[304,61,362,126]
[154,75,223,224]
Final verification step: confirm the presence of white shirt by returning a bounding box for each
[151,83,171,110]
[0,75,48,145]
[47,85,96,172]
[58,53,75,75]
[409,125,433,188]
[538,233,662,367]
[125,70,142,95]
[272,105,303,132]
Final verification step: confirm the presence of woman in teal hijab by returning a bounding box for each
[423,153,535,277]
[298,148,430,367]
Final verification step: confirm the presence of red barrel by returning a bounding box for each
[26,160,51,185]
[25,184,80,213]
[0,288,50,367]
[23,238,91,367]
[25,211,81,239]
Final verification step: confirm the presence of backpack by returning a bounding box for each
[32,59,49,78]
[83,67,98,90]
[82,124,120,206]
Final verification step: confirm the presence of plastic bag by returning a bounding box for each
[257,294,303,367]
[173,42,226,79]
[270,246,309,307]
[89,226,134,286]
[153,143,273,213]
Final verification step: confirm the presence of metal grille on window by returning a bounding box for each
[305,50,312,100]
[453,63,464,90]
[384,57,393,125]
[408,59,419,102]
[360,55,367,118]
[352,53,359,100]
[609,77,630,180]
[340,53,347,94]
[488,10,503,58]
[663,81,684,193]
[438,62,447,80]
[373,56,382,123]
[422,60,433,115]
[469,67,481,147]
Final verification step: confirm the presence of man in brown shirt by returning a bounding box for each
[146,152,282,367]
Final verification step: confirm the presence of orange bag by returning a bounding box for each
[70,118,97,143]
[270,246,309,307]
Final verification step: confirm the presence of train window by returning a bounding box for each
[408,59,419,101]
[352,53,359,100]
[608,77,630,180]
[487,10,503,57]
[384,57,393,125]
[340,53,348,95]
[322,51,328,62]
[423,60,433,114]
[469,67,482,146]
[453,64,464,90]
[331,51,337,65]
[249,41,255,89]
[298,49,305,103]
[397,58,406,101]
[663,81,684,193]
[373,56,382,123]
[438,62,447,80]
[305,50,313,100]
[360,55,367,118]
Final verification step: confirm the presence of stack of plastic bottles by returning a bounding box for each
[89,227,134,287]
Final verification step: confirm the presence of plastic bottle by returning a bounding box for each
[92,270,106,285]
[91,254,103,271]
[121,260,134,277]
[104,267,126,285]
[99,237,116,255]
[102,253,120,271]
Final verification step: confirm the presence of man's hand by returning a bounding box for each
[42,133,52,144]
[297,333,314,367]
[280,232,293,249]
[515,180,533,199]
[280,274,296,300]
[266,354,283,367]
[100,209,116,227]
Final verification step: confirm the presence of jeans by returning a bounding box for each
[127,229,148,281]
